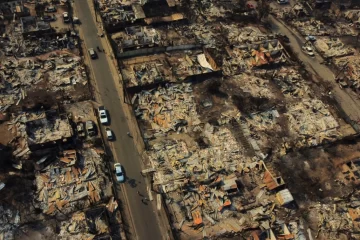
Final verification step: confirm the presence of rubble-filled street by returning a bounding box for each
[3,0,360,240]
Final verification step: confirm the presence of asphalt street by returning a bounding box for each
[74,1,163,239]
[268,14,360,122]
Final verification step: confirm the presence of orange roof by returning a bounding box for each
[192,210,203,225]
[263,170,278,190]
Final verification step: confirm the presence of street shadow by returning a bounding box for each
[105,109,112,125]
[127,178,137,188]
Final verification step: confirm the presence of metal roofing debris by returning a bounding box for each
[314,37,355,58]
[134,83,200,138]
[106,197,118,213]
[26,116,73,145]
[58,210,110,239]
[0,52,87,111]
[122,49,216,87]
[197,54,214,70]
[276,189,294,206]
[35,149,111,216]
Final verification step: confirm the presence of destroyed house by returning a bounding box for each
[332,0,360,9]
[112,26,160,53]
[0,1,29,20]
[35,149,110,216]
[142,0,178,16]
[225,39,287,74]
[21,16,52,38]
[25,113,73,151]
[142,0,185,26]
[262,162,285,191]
[59,210,111,239]
[122,49,219,88]
[249,225,296,240]
[100,4,144,33]
[341,159,360,183]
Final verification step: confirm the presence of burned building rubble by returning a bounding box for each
[0,1,122,239]
[35,148,112,216]
[0,20,79,58]
[131,70,352,238]
[1,0,360,239]
[122,49,219,88]
[0,0,30,20]
[0,51,88,112]
[111,25,197,54]
[0,103,120,239]
[98,0,184,32]
[105,0,360,239]
[271,0,360,94]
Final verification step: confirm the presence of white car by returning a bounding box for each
[302,46,315,57]
[98,106,108,124]
[63,12,70,23]
[114,163,125,182]
[106,128,114,140]
[73,17,80,24]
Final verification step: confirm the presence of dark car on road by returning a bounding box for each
[88,48,97,59]
[41,15,56,22]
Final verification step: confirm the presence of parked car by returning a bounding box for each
[72,16,80,24]
[302,46,315,57]
[45,6,56,13]
[114,163,125,182]
[76,122,86,138]
[277,0,289,4]
[336,77,349,88]
[41,15,56,22]
[88,48,97,59]
[98,106,108,124]
[63,12,70,23]
[106,128,114,140]
[86,120,96,136]
[305,35,317,42]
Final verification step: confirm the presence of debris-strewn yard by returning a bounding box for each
[2,0,360,239]
[114,0,360,239]
[0,1,121,239]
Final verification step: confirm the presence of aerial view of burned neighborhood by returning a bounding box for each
[2,0,360,240]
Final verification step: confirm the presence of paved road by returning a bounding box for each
[74,1,163,240]
[268,15,360,122]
